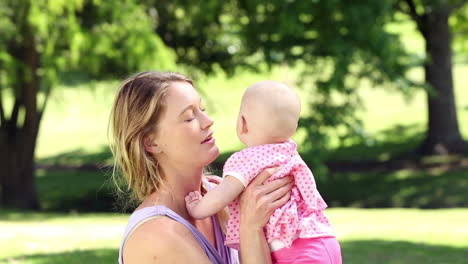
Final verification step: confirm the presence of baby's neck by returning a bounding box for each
[246,137,290,148]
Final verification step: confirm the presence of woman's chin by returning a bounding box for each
[204,146,220,165]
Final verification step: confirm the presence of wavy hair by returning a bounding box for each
[109,71,193,208]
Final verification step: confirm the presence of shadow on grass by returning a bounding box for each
[323,124,426,162]
[37,145,113,168]
[35,169,116,212]
[340,240,468,264]
[0,248,117,264]
[320,168,468,208]
[36,164,465,211]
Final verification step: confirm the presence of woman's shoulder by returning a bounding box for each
[123,216,211,263]
[127,215,186,242]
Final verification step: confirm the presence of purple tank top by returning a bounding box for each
[118,205,238,264]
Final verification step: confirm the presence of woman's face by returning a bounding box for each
[152,81,219,168]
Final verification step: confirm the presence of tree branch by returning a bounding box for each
[38,85,51,123]
[11,99,21,127]
[400,0,426,34]
[403,0,423,23]
[451,0,468,12]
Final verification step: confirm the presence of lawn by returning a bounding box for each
[1,208,467,264]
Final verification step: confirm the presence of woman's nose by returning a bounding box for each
[201,111,214,129]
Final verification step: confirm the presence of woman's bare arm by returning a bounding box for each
[238,168,293,264]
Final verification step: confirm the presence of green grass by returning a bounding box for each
[0,211,126,264]
[320,168,468,208]
[1,209,467,264]
[35,169,115,212]
[330,208,468,264]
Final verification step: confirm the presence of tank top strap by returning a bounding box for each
[118,205,225,264]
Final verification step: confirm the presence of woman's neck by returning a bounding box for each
[145,165,204,220]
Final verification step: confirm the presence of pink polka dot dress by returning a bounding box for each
[223,140,335,250]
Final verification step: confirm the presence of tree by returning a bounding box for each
[397,0,467,154]
[236,0,467,154]
[152,0,467,155]
[0,0,174,209]
[146,0,243,75]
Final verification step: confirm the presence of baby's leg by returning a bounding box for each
[270,237,342,264]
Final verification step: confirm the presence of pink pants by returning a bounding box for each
[271,237,342,264]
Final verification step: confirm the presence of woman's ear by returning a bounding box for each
[144,135,162,154]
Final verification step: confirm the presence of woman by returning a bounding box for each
[109,71,293,263]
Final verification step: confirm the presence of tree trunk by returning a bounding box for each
[0,125,40,209]
[418,9,467,154]
[0,12,41,209]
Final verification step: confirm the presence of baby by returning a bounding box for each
[185,81,342,263]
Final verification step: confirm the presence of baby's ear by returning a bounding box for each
[143,135,162,154]
[241,115,248,133]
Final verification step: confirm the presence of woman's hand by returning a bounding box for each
[240,167,293,229]
[238,167,293,264]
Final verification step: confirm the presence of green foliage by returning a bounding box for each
[0,0,176,209]
[146,0,245,75]
[73,0,176,78]
[451,4,468,57]
[151,0,468,154]
[235,0,417,151]
[0,0,175,99]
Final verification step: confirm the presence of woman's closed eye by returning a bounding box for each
[185,108,206,122]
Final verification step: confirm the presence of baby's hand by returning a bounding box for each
[205,175,223,186]
[185,191,202,216]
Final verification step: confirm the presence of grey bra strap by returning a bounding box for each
[118,205,224,264]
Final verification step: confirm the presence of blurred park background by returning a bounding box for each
[1,0,467,263]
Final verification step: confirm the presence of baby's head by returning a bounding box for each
[236,80,301,147]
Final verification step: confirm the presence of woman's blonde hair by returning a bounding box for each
[109,71,228,229]
[109,71,193,208]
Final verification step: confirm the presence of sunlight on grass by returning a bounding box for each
[328,208,468,247]
[0,212,127,263]
[1,209,467,264]
[36,81,118,159]
[34,62,468,160]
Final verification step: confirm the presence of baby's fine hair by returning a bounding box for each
[243,81,301,141]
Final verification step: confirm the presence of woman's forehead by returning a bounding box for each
[165,81,201,106]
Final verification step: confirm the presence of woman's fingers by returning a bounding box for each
[271,189,291,209]
[239,170,294,229]
[262,176,293,195]
[267,182,293,202]
[250,167,279,186]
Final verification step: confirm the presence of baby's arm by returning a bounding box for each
[185,176,244,219]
